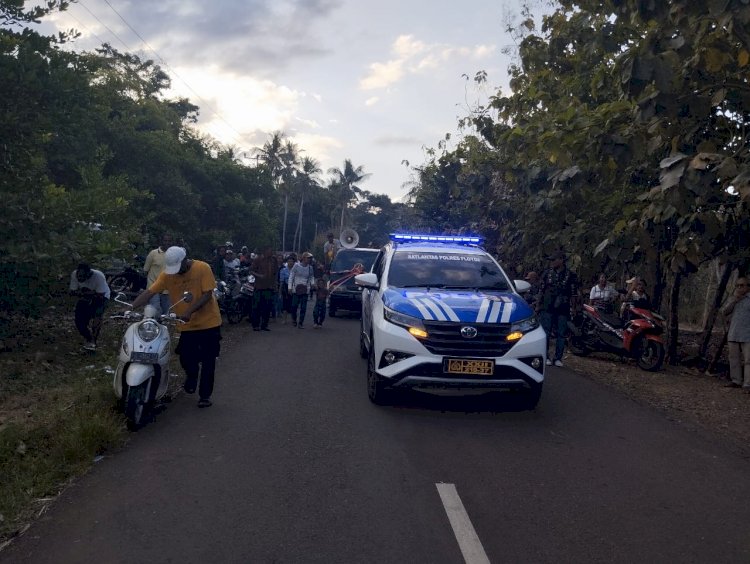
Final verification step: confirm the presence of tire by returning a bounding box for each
[523,382,543,410]
[359,322,368,359]
[109,275,131,294]
[125,381,149,430]
[568,335,590,356]
[227,300,243,324]
[367,341,390,405]
[636,338,665,371]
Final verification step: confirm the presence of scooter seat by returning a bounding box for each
[598,311,625,329]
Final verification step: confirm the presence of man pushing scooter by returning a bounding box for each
[131,246,222,408]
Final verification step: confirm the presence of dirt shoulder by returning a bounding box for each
[563,353,750,457]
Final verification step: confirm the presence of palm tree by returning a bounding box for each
[328,159,371,234]
[293,157,322,253]
[256,132,299,251]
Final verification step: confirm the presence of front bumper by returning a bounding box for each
[372,319,546,391]
[330,289,363,312]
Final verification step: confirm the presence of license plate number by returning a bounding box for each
[131,352,158,363]
[443,358,494,376]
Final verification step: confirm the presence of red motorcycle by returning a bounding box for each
[567,301,666,371]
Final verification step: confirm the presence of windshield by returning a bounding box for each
[387,251,511,291]
[330,249,378,273]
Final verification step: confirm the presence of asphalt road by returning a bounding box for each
[3,306,750,563]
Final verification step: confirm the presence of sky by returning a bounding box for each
[40,0,531,201]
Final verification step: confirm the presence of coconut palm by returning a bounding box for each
[293,156,322,253]
[256,132,299,252]
[328,159,371,234]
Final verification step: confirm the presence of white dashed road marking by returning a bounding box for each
[436,483,491,564]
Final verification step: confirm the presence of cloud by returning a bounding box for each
[61,0,342,76]
[365,96,380,107]
[295,117,321,129]
[374,134,422,146]
[288,132,343,165]
[165,65,301,147]
[360,34,495,91]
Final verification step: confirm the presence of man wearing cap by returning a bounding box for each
[537,250,579,367]
[524,271,541,311]
[132,247,222,408]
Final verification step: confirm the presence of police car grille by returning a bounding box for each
[422,321,514,357]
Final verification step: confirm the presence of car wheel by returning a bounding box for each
[523,382,543,410]
[367,341,390,405]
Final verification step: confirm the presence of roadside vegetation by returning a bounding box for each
[2,0,750,547]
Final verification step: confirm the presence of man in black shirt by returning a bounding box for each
[537,251,579,367]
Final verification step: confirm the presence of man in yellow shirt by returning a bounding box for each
[132,247,222,408]
[142,233,172,315]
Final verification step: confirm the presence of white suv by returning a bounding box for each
[356,234,546,408]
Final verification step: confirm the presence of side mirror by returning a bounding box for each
[514,280,531,294]
[355,272,378,289]
[182,291,193,303]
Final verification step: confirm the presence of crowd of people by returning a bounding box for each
[69,238,750,406]
[522,251,657,367]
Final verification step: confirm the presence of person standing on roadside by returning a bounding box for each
[212,244,227,281]
[289,252,315,328]
[721,276,750,392]
[143,233,172,315]
[131,247,222,408]
[312,278,329,328]
[537,250,579,367]
[69,262,111,351]
[278,255,295,324]
[524,271,541,311]
[323,233,341,273]
[250,246,279,331]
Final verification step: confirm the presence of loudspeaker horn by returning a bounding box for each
[340,228,359,249]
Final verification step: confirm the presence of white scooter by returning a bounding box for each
[111,291,192,429]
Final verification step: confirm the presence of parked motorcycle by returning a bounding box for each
[106,255,147,296]
[567,302,666,371]
[218,272,255,324]
[111,290,192,429]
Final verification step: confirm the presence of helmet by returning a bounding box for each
[225,241,234,248]
[241,246,248,253]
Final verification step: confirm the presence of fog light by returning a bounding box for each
[383,351,396,365]
[506,331,523,342]
[531,357,541,369]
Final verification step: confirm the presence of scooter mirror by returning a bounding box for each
[182,291,193,303]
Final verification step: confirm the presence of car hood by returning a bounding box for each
[383,287,533,323]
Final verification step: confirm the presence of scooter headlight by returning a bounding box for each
[137,320,161,342]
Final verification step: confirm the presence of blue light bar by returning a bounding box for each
[389,233,484,245]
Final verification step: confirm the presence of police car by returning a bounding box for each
[355,234,546,408]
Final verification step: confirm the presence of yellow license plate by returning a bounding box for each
[443,358,495,376]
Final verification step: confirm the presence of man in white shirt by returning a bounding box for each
[589,273,619,313]
[143,233,172,315]
[69,262,111,350]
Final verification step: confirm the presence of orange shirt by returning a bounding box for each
[150,260,221,331]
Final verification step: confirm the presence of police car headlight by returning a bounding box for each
[384,307,427,337]
[507,316,539,342]
[137,320,161,342]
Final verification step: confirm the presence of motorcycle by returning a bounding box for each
[219,269,255,324]
[106,255,147,296]
[111,290,192,429]
[567,301,666,371]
